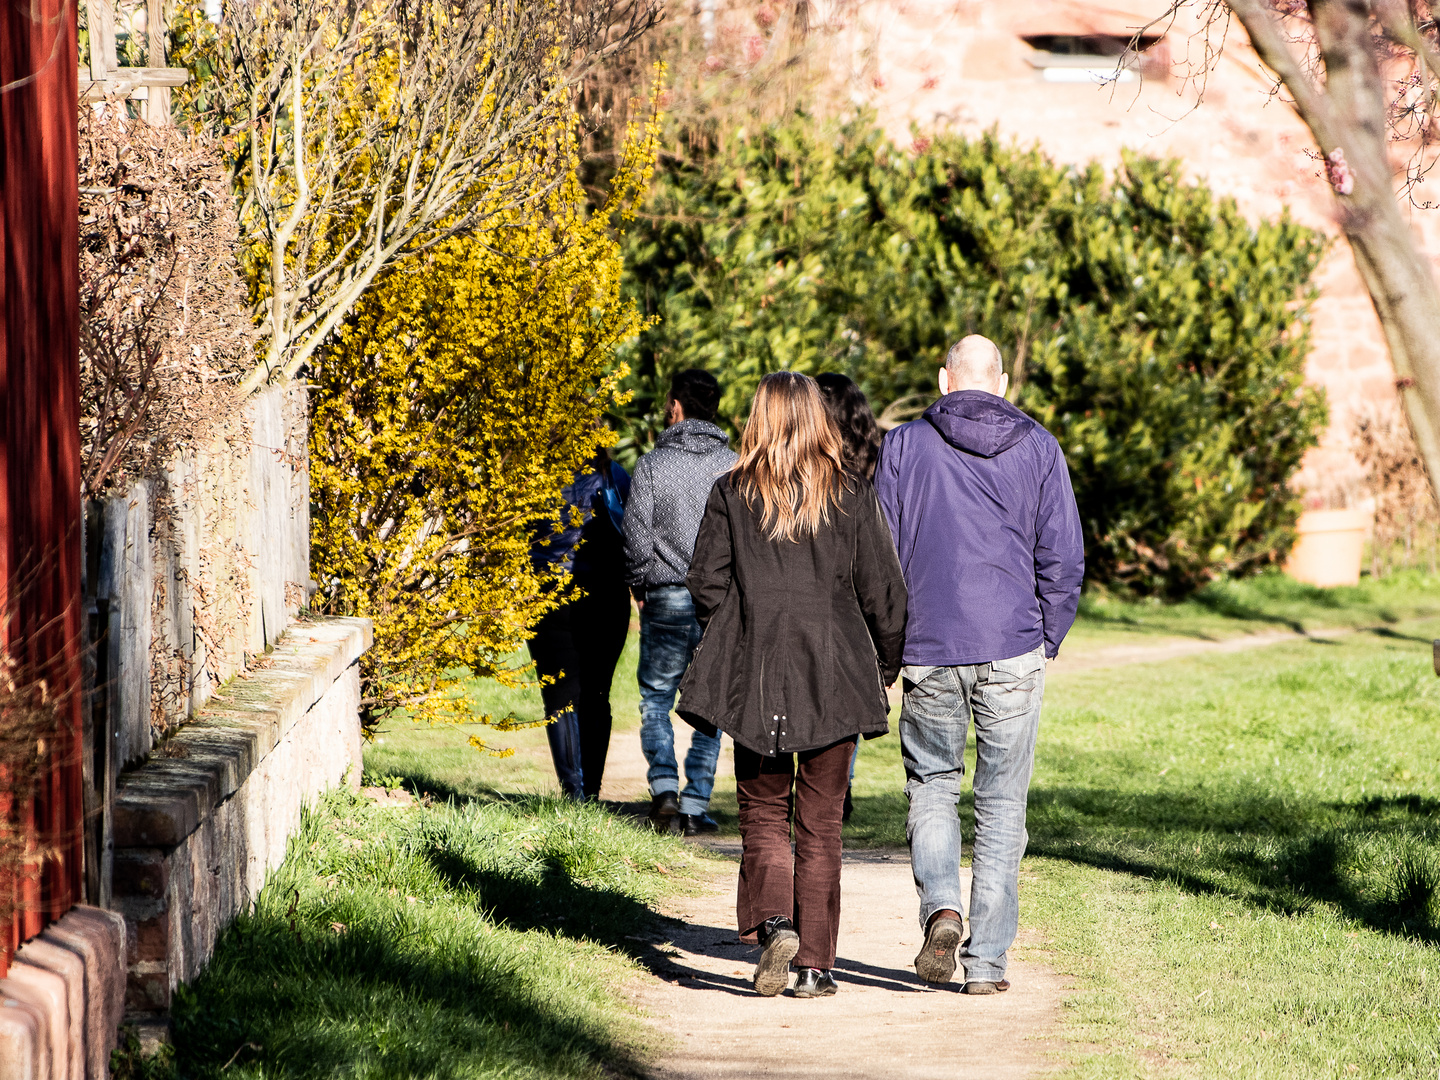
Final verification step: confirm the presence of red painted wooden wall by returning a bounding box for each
[0,0,83,978]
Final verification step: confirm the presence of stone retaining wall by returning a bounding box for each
[110,616,370,1017]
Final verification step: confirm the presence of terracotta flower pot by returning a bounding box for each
[1284,508,1373,587]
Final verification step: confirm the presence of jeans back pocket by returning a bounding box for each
[979,649,1045,720]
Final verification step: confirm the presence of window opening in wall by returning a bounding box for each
[1021,34,1165,84]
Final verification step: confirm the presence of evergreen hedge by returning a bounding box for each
[619,119,1328,596]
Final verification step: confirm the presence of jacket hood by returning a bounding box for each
[656,418,732,454]
[923,391,1038,459]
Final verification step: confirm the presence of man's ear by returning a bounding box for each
[938,367,950,396]
[997,372,1010,399]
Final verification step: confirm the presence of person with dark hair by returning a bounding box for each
[816,372,886,822]
[680,372,907,998]
[815,372,884,481]
[528,446,633,802]
[622,368,737,835]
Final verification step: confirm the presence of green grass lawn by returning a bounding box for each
[367,571,1440,827]
[170,791,700,1079]
[1029,621,1440,1079]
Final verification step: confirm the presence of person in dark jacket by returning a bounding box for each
[529,449,632,802]
[816,372,885,822]
[623,370,738,835]
[681,372,907,999]
[816,372,883,481]
[875,335,1083,995]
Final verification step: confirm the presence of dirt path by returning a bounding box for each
[599,737,1068,1079]
[1047,623,1356,673]
[631,850,1067,1080]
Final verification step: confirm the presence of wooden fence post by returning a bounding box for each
[81,0,188,118]
[146,0,169,125]
[85,0,113,82]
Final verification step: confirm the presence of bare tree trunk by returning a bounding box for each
[1227,0,1440,495]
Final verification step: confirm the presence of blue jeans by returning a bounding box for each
[899,647,1046,983]
[638,585,721,815]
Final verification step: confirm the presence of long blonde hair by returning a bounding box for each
[732,372,848,542]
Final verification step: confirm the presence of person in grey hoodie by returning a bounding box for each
[875,335,1084,995]
[623,369,738,835]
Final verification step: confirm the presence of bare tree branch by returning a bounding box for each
[184,0,661,397]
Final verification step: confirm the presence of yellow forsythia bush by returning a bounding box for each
[309,102,659,747]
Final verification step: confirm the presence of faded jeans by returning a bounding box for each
[900,646,1046,984]
[638,585,721,815]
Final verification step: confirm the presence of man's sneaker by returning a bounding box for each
[753,916,799,997]
[792,968,837,998]
[962,978,1011,995]
[913,912,963,985]
[680,812,719,836]
[648,792,679,833]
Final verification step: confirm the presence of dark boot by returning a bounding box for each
[680,812,719,836]
[753,916,799,997]
[962,978,1011,995]
[648,791,679,833]
[914,910,963,985]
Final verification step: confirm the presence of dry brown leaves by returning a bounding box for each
[1353,403,1440,572]
[78,102,257,495]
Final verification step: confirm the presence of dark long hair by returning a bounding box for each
[815,373,882,481]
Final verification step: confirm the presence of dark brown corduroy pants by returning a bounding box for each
[734,736,857,970]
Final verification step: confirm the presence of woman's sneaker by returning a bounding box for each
[753,916,800,996]
[792,968,837,997]
[914,912,963,985]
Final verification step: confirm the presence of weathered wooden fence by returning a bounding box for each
[80,0,188,123]
[81,387,311,907]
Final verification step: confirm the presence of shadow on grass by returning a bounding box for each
[172,791,697,1080]
[1367,626,1438,646]
[843,783,1440,943]
[419,841,671,956]
[1188,589,1316,633]
[1023,785,1440,944]
[175,908,650,1080]
[1075,587,1309,639]
[396,769,513,806]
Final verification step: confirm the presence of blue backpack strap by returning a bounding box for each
[600,459,626,534]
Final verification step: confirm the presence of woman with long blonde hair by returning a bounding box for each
[678,372,907,998]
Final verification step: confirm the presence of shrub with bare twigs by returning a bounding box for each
[1354,404,1440,576]
[78,102,255,497]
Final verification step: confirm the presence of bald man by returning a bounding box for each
[874,334,1083,994]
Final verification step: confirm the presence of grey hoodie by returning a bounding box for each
[623,419,738,591]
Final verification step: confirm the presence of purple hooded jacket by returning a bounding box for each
[874,390,1084,665]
